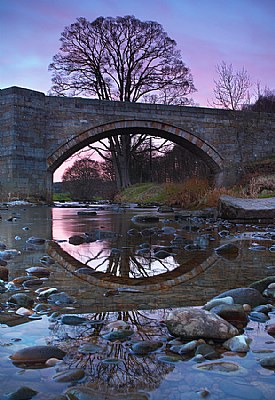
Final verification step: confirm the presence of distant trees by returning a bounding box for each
[211,61,251,110]
[245,87,275,113]
[49,15,196,189]
[62,158,116,200]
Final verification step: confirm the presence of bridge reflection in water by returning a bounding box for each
[48,206,274,314]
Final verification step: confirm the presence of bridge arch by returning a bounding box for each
[47,119,224,180]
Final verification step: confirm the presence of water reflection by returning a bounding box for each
[52,206,215,280]
[0,205,274,399]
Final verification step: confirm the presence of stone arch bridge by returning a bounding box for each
[0,86,274,202]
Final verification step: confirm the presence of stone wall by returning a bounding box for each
[0,86,275,201]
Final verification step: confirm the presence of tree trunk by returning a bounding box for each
[109,135,131,190]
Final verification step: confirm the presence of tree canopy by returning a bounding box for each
[49,15,196,105]
[50,15,196,189]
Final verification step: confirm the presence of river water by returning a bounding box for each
[0,203,274,399]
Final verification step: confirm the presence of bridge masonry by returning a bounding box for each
[0,86,274,202]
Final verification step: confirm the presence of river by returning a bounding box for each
[0,203,274,399]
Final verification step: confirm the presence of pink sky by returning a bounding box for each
[1,0,274,180]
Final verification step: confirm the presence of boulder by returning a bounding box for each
[165,307,238,340]
[210,304,249,328]
[218,195,275,221]
[215,287,266,307]
[11,345,66,364]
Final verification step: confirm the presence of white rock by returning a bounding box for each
[222,334,251,353]
[203,296,234,311]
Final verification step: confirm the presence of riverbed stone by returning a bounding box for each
[215,243,239,260]
[218,195,275,221]
[0,265,8,280]
[53,368,85,382]
[249,276,275,293]
[165,308,238,340]
[65,387,150,399]
[25,266,50,277]
[8,293,34,308]
[11,345,66,364]
[130,340,163,355]
[215,287,266,307]
[203,296,234,311]
[222,334,251,352]
[210,303,249,328]
[7,386,38,400]
[259,355,275,368]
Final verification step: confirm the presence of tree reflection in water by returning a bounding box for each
[49,310,176,392]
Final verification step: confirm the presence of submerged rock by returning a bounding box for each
[53,368,85,382]
[65,387,149,399]
[165,308,238,340]
[7,386,38,400]
[60,314,88,325]
[260,355,275,369]
[8,293,34,308]
[130,340,163,355]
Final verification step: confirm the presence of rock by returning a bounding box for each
[77,211,97,216]
[165,308,238,340]
[26,236,46,245]
[215,243,239,260]
[195,343,220,360]
[65,387,150,400]
[249,311,269,323]
[203,296,234,311]
[47,292,76,305]
[68,235,86,245]
[130,340,163,355]
[218,195,275,221]
[15,307,33,316]
[78,343,102,354]
[53,368,85,382]
[215,287,266,307]
[11,345,66,364]
[0,265,8,280]
[7,386,38,400]
[8,293,34,308]
[222,334,251,352]
[259,355,275,368]
[161,226,177,234]
[210,304,249,328]
[196,361,241,373]
[37,287,58,299]
[23,279,44,288]
[0,257,8,266]
[154,250,173,259]
[170,340,198,354]
[60,314,88,325]
[102,329,134,341]
[267,323,275,336]
[0,242,7,250]
[132,214,159,224]
[158,206,174,213]
[249,276,275,293]
[25,266,50,277]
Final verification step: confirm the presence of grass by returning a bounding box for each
[115,174,275,209]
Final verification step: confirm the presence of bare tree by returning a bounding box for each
[49,15,196,189]
[211,61,251,110]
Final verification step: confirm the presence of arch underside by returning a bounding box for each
[47,120,223,176]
